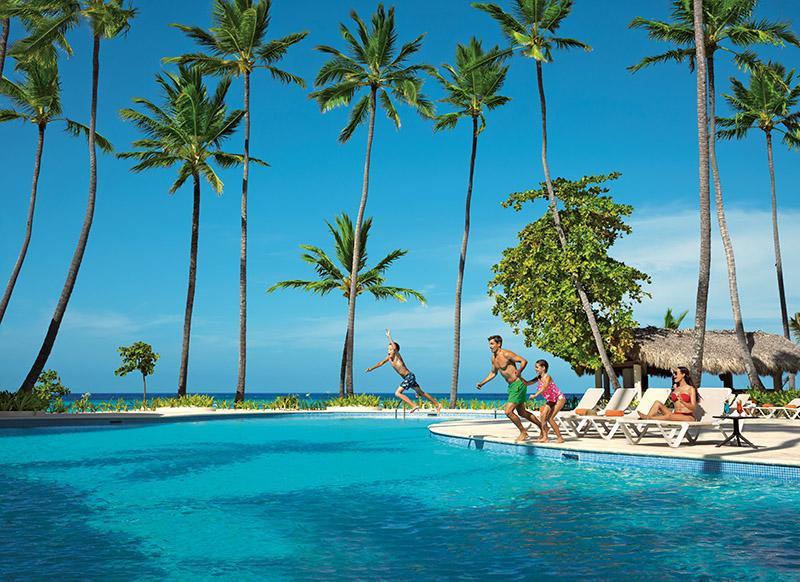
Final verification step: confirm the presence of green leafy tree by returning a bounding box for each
[629,1,797,389]
[473,0,625,388]
[268,213,425,396]
[165,0,307,403]
[490,173,650,371]
[432,38,510,407]
[664,308,689,329]
[115,341,159,403]
[118,66,250,396]
[0,57,111,325]
[717,62,800,343]
[15,0,136,393]
[310,4,434,394]
[34,368,70,402]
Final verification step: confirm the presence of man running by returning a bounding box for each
[366,329,441,414]
[476,335,541,441]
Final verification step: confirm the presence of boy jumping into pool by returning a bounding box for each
[476,335,542,442]
[366,329,441,414]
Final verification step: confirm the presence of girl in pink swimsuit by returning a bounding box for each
[525,359,566,443]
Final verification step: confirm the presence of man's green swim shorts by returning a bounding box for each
[507,379,527,404]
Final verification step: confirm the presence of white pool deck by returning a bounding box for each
[428,417,800,468]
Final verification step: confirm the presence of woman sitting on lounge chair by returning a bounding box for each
[638,366,698,421]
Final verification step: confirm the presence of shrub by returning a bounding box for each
[748,388,800,407]
[0,390,49,412]
[71,393,96,413]
[325,394,381,407]
[269,394,300,410]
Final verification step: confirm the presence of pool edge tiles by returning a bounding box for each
[428,425,800,482]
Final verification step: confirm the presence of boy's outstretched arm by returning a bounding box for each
[385,328,394,346]
[365,356,389,373]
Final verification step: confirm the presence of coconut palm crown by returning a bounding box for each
[432,37,510,133]
[717,62,800,146]
[0,57,111,148]
[629,0,799,72]
[472,0,591,63]
[117,66,256,193]
[164,0,307,84]
[310,3,435,143]
[268,213,425,304]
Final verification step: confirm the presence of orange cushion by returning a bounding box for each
[762,403,774,408]
[605,410,624,417]
[787,404,798,409]
[574,408,590,415]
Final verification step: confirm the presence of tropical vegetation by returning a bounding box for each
[268,213,425,396]
[630,0,799,388]
[309,4,433,394]
[117,66,249,396]
[166,0,308,402]
[432,38,510,408]
[717,61,800,345]
[1,0,798,401]
[490,173,651,373]
[11,0,135,395]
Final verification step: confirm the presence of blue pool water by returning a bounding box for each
[1,416,799,580]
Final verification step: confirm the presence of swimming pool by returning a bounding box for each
[1,416,798,580]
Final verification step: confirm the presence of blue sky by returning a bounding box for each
[1,0,799,395]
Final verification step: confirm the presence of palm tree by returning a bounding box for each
[310,4,433,394]
[117,66,250,396]
[0,56,111,325]
[432,38,510,407]
[663,308,689,330]
[165,0,307,403]
[790,312,800,343]
[473,0,624,390]
[717,62,800,341]
[15,0,136,393]
[629,0,797,389]
[268,213,425,397]
[0,0,14,77]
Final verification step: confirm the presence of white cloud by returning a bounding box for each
[621,206,800,329]
[62,309,180,335]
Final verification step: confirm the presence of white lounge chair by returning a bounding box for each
[560,388,638,437]
[754,398,800,419]
[524,388,604,435]
[581,388,672,440]
[616,387,732,448]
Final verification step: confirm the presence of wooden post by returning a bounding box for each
[594,369,602,390]
[718,372,733,389]
[773,373,783,391]
[633,364,643,398]
[622,367,634,390]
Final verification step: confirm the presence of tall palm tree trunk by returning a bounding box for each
[344,86,377,395]
[690,0,711,387]
[0,123,45,325]
[765,131,790,339]
[19,35,101,393]
[178,172,201,396]
[142,372,147,404]
[450,116,479,408]
[765,130,793,389]
[0,18,9,78]
[707,55,763,389]
[340,329,348,397]
[535,61,622,392]
[235,70,250,403]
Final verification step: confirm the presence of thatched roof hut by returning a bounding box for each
[627,326,800,377]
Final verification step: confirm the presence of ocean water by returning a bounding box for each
[1,416,798,580]
[58,391,541,404]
